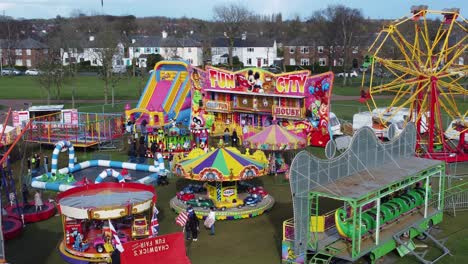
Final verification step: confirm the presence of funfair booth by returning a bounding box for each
[189,67,334,147]
[57,182,157,264]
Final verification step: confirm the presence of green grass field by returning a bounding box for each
[0,75,145,100]
[4,149,468,264]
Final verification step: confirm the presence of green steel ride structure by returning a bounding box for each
[283,123,449,264]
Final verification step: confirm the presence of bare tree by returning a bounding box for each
[213,3,252,67]
[94,30,124,104]
[48,20,81,107]
[309,5,365,85]
[36,50,63,104]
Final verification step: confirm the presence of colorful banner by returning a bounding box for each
[12,111,29,127]
[121,232,191,264]
[205,66,310,96]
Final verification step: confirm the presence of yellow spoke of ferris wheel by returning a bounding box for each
[369,76,427,94]
[389,31,421,72]
[393,24,428,61]
[436,80,466,119]
[424,25,446,70]
[438,41,468,74]
[438,78,468,95]
[433,16,457,72]
[377,57,425,78]
[370,80,431,122]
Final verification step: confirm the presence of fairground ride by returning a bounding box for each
[361,6,467,162]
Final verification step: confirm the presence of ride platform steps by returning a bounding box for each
[309,246,341,264]
[392,225,451,264]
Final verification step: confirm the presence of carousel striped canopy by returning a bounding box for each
[244,124,307,151]
[173,148,266,181]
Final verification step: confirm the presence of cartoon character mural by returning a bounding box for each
[304,75,331,146]
[191,66,333,147]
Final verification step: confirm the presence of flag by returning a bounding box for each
[150,206,159,237]
[109,219,124,252]
[175,211,188,227]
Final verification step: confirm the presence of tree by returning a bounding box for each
[146,54,163,70]
[36,50,63,105]
[309,5,365,85]
[93,29,124,104]
[48,19,81,107]
[213,3,252,67]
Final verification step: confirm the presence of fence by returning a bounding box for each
[23,111,124,147]
[77,102,133,114]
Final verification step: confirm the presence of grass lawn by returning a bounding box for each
[0,75,146,100]
[4,147,468,264]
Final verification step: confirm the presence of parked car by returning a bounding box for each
[25,69,41,75]
[243,194,262,206]
[186,197,214,209]
[131,217,149,239]
[1,68,21,76]
[336,70,358,78]
[176,191,195,202]
[248,186,269,198]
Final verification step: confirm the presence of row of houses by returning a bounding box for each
[0,31,372,70]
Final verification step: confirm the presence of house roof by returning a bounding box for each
[130,35,202,48]
[0,38,48,49]
[283,38,315,47]
[211,37,275,48]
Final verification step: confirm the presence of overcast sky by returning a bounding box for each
[0,0,466,20]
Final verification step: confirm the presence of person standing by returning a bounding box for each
[36,154,41,171]
[231,130,239,147]
[31,155,36,172]
[27,157,31,175]
[204,207,216,235]
[185,207,199,241]
[138,142,147,164]
[44,155,49,173]
[34,191,43,212]
[223,128,230,145]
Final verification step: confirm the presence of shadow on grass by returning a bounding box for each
[5,215,63,264]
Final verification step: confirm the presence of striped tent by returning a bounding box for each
[244,124,307,151]
[173,148,266,181]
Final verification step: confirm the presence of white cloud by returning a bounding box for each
[0,3,16,10]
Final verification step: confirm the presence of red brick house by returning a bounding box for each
[0,38,49,68]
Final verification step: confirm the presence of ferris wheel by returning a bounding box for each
[361,6,468,162]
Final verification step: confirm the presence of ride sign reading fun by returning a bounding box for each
[121,232,189,264]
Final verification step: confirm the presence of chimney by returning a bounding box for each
[162,30,168,39]
[241,32,246,40]
[89,35,95,41]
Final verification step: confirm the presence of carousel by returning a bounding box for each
[171,147,275,220]
[57,182,157,264]
[244,123,307,176]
